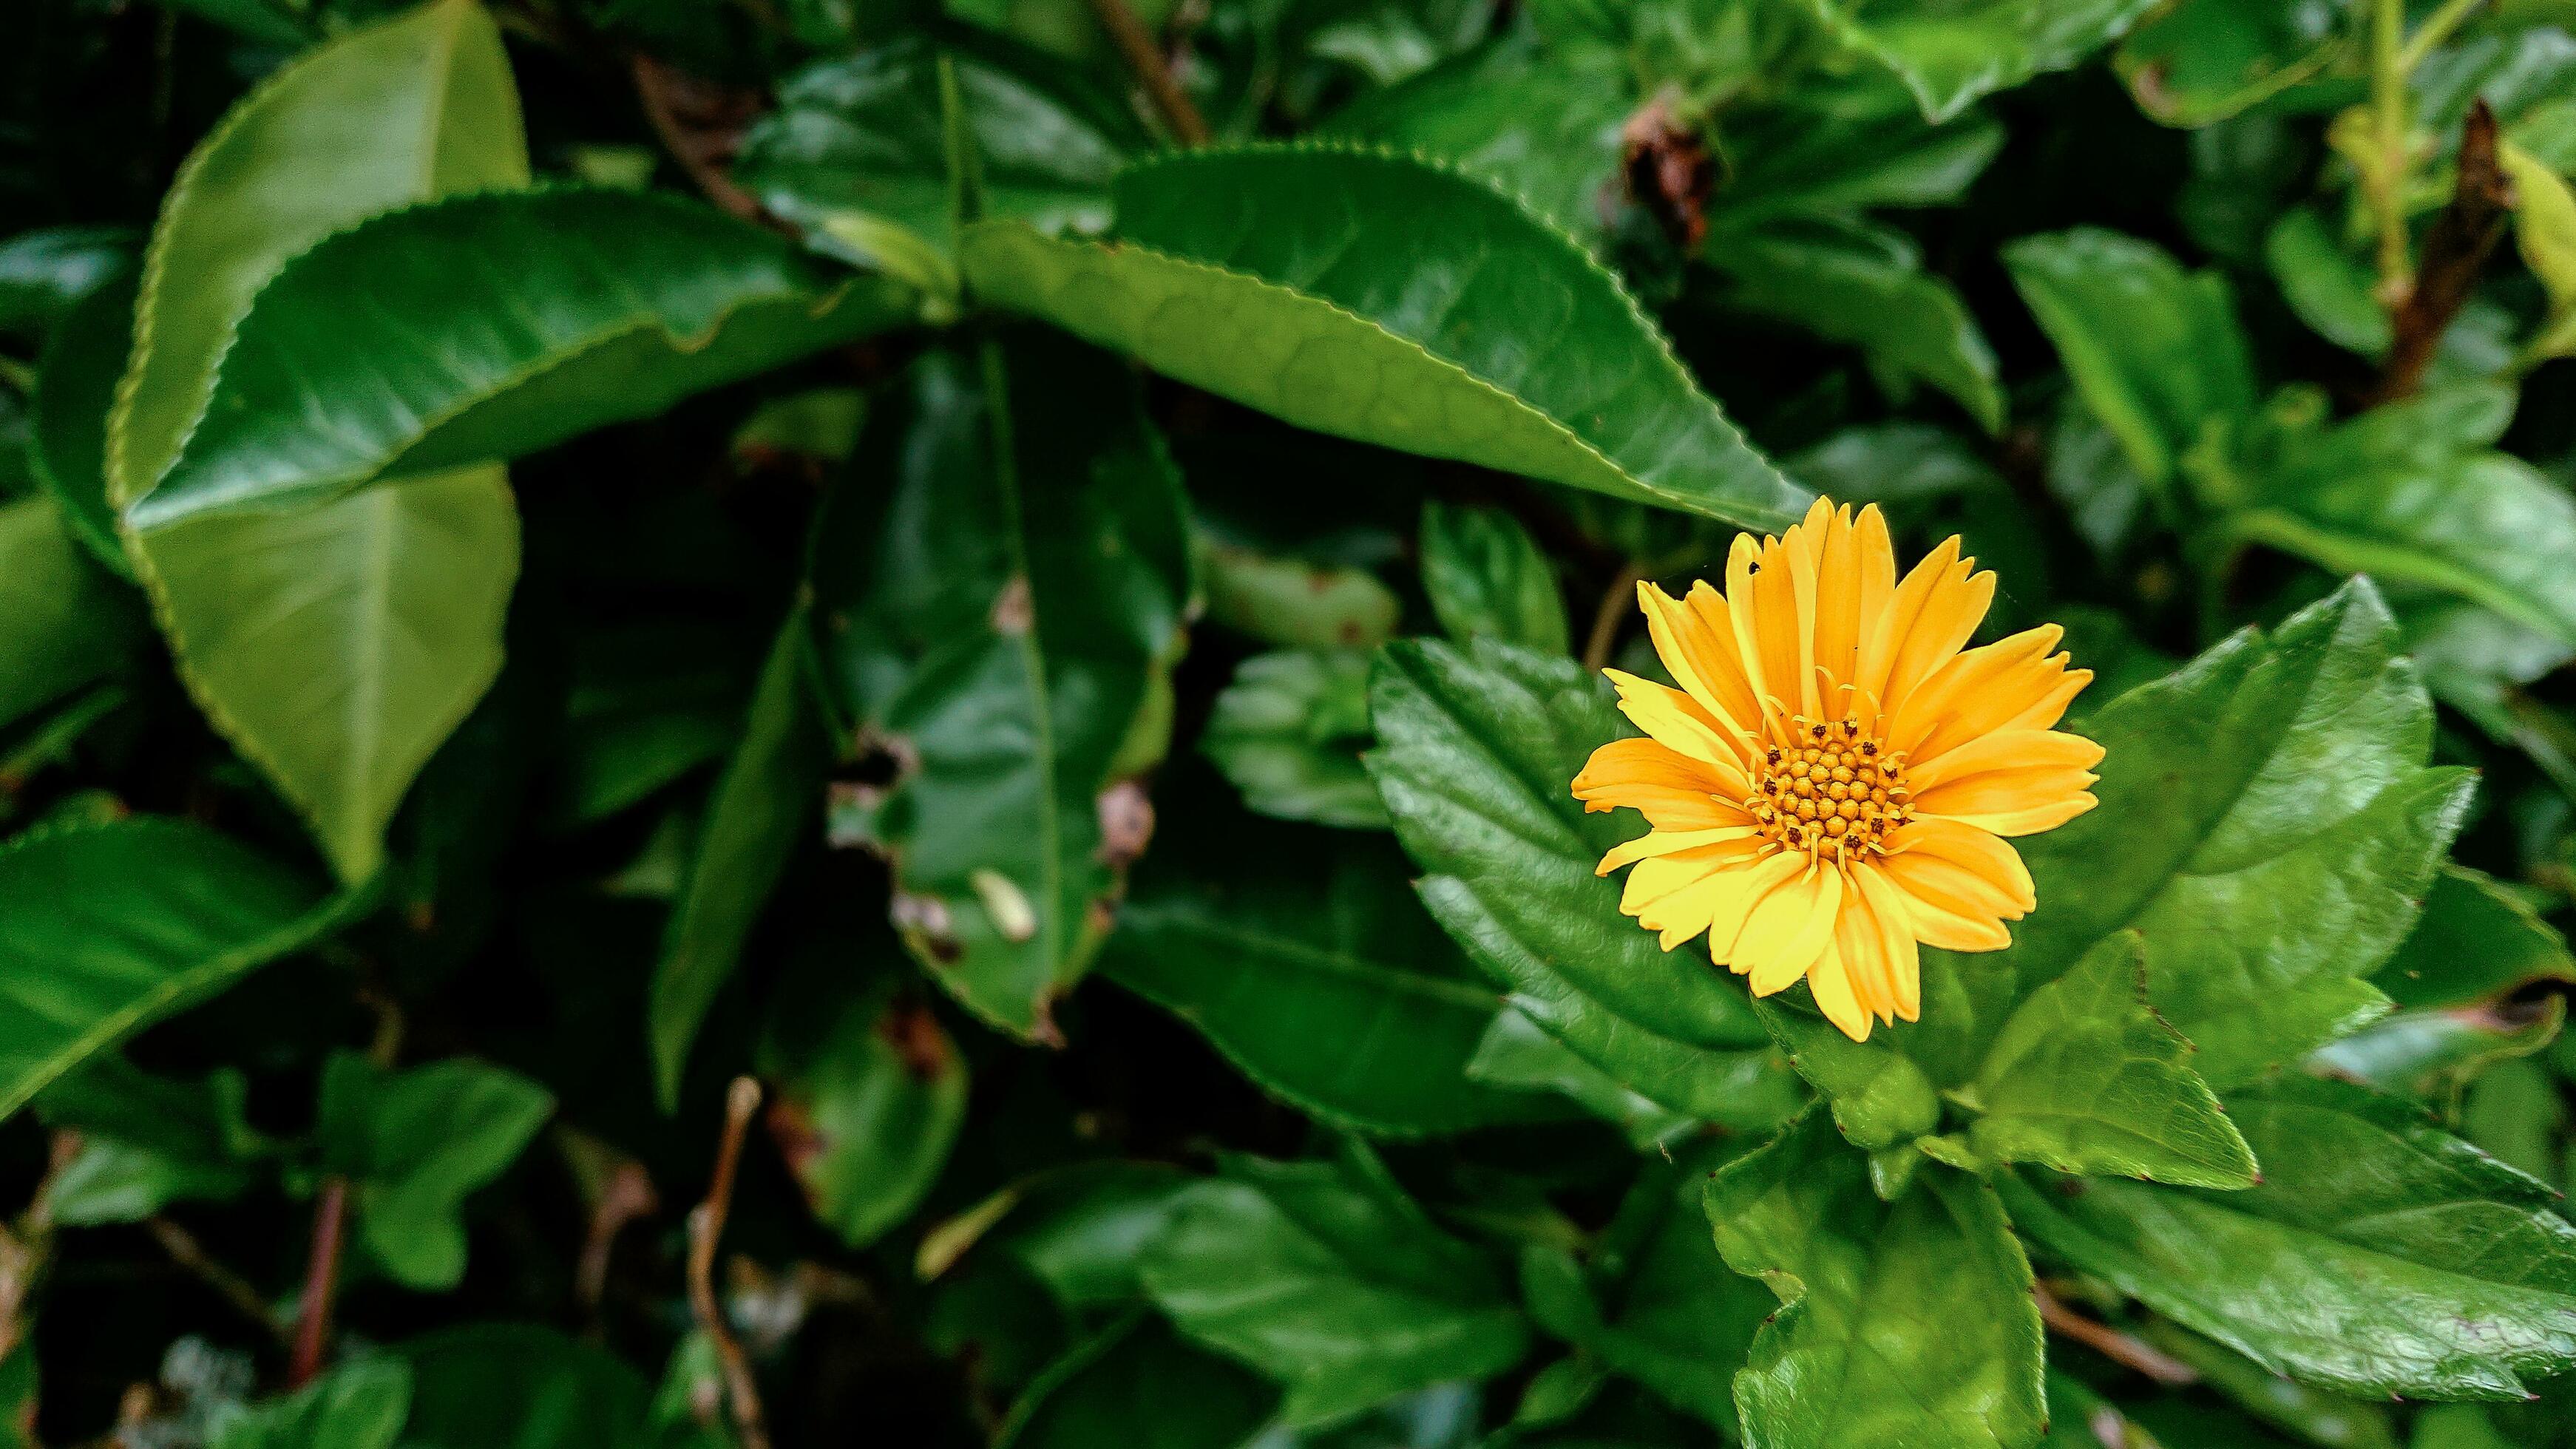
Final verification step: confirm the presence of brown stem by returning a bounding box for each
[149,1218,288,1347]
[2033,1284,2200,1387]
[1083,0,1210,146]
[629,54,771,225]
[2370,100,2512,404]
[576,1159,659,1323]
[1582,565,1644,673]
[688,1078,771,1449]
[288,1178,350,1388]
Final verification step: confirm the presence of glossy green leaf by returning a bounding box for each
[0,817,356,1121]
[106,0,529,513]
[1367,636,1804,1127]
[1200,539,1401,651]
[1706,1111,2047,1449]
[969,1161,1195,1309]
[1420,501,1569,656]
[1797,0,2163,123]
[1142,1153,1530,1426]
[739,33,1147,255]
[2375,864,2575,1009]
[1711,78,2004,224]
[997,1313,1280,1449]
[1199,649,1387,830]
[1100,824,1553,1136]
[26,263,135,572]
[317,1051,555,1290]
[1712,217,2003,433]
[0,495,129,733]
[2003,1073,2576,1399]
[1966,933,2254,1187]
[2115,0,2340,126]
[810,334,1190,1038]
[961,146,1809,531]
[2265,209,2392,357]
[209,1359,413,1449]
[1465,1006,1692,1148]
[135,466,521,884]
[2227,385,2576,650]
[1751,995,1941,1150]
[1569,1147,1776,1428]
[649,605,832,1105]
[759,961,967,1249]
[0,225,132,342]
[2308,995,2564,1098]
[2004,228,2257,488]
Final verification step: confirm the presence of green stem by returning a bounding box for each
[2369,0,2414,304]
[2399,0,2487,71]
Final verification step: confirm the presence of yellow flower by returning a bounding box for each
[1571,498,2102,1042]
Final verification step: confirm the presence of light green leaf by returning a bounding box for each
[1100,824,1555,1136]
[2114,0,2341,127]
[997,1313,1280,1449]
[1750,996,1941,1151]
[125,189,919,529]
[1797,0,2163,123]
[1712,217,2003,432]
[2373,864,2575,1009]
[759,963,967,1250]
[2002,1073,2576,1399]
[134,466,521,884]
[1706,1111,2046,1449]
[317,1051,555,1291]
[0,817,359,1121]
[2265,209,2392,357]
[1966,932,2255,1187]
[1199,649,1387,830]
[1142,1153,1530,1426]
[2502,139,2576,354]
[209,1359,413,1449]
[0,495,131,733]
[2228,385,2576,649]
[649,605,833,1105]
[1420,500,1569,656]
[106,0,528,513]
[1367,636,1805,1127]
[961,146,1809,531]
[2004,228,2257,488]
[810,334,1191,1039]
[1199,538,1400,651]
[738,32,1147,256]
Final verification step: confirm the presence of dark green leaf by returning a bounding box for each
[25,262,134,572]
[1199,649,1389,829]
[1142,1152,1531,1425]
[37,1057,267,1225]
[1706,1111,2046,1448]
[1420,501,1570,656]
[962,146,1809,530]
[0,225,132,342]
[1367,636,1804,1126]
[2115,0,2341,126]
[810,334,1191,1038]
[2003,1073,2576,1399]
[2374,864,2576,1009]
[0,495,129,733]
[0,817,357,1121]
[759,963,966,1249]
[209,1359,412,1449]
[1797,0,2163,122]
[1570,1147,1775,1428]
[399,1325,654,1449]
[649,605,833,1104]
[1464,1007,1693,1148]
[317,1052,554,1290]
[997,1313,1280,1449]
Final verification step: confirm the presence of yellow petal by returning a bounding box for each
[1908,727,2105,793]
[1739,860,1842,995]
[1889,625,2075,759]
[1850,863,1924,1021]
[1678,580,1770,730]
[1571,737,1746,830]
[1806,941,1873,1042]
[1709,846,1803,962]
[1597,824,1763,875]
[1637,583,1763,751]
[1883,815,2037,914]
[1604,670,1756,788]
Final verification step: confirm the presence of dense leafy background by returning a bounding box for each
[12,0,2576,1445]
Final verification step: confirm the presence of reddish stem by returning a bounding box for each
[288,1178,350,1388]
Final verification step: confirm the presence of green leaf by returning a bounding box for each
[759,963,967,1250]
[37,1057,268,1225]
[2265,208,2392,357]
[1965,580,2472,1091]
[2004,228,2257,489]
[1965,932,2254,1187]
[2374,865,2576,1008]
[106,0,528,513]
[1749,996,1941,1151]
[26,263,135,572]
[1712,217,2004,433]
[317,1051,554,1291]
[997,1313,1281,1449]
[960,146,1809,531]
[1420,501,1569,656]
[0,225,132,342]
[970,1161,1195,1309]
[1465,1005,1692,1148]
[123,189,918,530]
[2227,385,2576,650]
[810,334,1191,1039]
[1705,1111,2047,1449]
[1199,649,1389,830]
[2114,0,2341,126]
[1142,1152,1530,1426]
[1367,636,1804,1127]
[399,1325,655,1449]
[134,465,521,884]
[0,495,130,733]
[1796,0,2163,123]
[1710,78,2004,224]
[1566,1147,1777,1428]
[1199,538,1401,651]
[0,817,358,1121]
[1099,823,1555,1136]
[648,605,833,1105]
[106,0,531,886]
[739,33,1147,256]
[209,1359,413,1449]
[2002,1073,2576,1399]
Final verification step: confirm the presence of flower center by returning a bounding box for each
[1746,713,1912,859]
